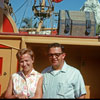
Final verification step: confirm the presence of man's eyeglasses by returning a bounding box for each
[48,53,63,58]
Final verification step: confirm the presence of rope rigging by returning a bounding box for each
[9,0,58,33]
[19,0,31,28]
[14,0,27,14]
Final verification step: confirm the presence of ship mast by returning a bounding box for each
[32,0,54,33]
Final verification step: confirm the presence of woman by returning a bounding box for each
[4,48,42,99]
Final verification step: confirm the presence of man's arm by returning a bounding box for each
[75,70,87,99]
[77,94,86,99]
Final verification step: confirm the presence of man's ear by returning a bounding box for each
[62,53,66,59]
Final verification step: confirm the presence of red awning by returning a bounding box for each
[52,0,63,3]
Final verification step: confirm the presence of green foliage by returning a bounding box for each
[96,24,100,35]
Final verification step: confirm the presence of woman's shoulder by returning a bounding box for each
[37,71,43,77]
[33,69,42,77]
[11,71,22,78]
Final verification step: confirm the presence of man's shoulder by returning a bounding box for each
[41,66,52,74]
[65,63,80,73]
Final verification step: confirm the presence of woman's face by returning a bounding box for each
[20,53,34,75]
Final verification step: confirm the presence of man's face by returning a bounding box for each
[48,47,66,70]
[20,53,34,73]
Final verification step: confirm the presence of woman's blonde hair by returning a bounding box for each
[16,48,34,61]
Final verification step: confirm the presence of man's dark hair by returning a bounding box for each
[48,43,65,52]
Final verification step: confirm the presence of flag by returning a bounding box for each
[52,0,63,3]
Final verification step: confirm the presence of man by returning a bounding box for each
[35,43,86,99]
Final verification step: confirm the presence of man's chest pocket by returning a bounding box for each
[57,82,74,97]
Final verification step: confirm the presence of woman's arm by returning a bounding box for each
[4,76,28,99]
[33,76,43,98]
[4,76,17,99]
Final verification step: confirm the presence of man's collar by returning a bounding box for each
[60,61,68,73]
[50,61,68,73]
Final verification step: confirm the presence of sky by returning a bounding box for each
[9,0,99,28]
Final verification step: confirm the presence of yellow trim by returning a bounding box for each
[23,36,100,46]
[0,35,100,47]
